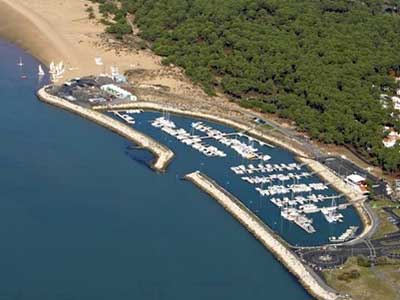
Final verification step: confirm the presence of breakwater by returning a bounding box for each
[185,171,344,300]
[94,101,374,241]
[37,87,174,171]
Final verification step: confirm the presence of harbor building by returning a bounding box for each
[345,174,369,195]
[101,84,137,101]
[383,126,400,148]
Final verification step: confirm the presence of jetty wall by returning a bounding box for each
[37,87,174,172]
[185,171,344,300]
[94,101,374,241]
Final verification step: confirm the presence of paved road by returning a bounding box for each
[298,209,400,269]
[249,113,326,159]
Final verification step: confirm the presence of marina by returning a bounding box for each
[227,161,347,233]
[191,121,273,160]
[151,116,227,157]
[109,110,363,246]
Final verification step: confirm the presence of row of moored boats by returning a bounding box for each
[112,110,143,125]
[192,122,272,161]
[254,183,328,197]
[231,163,347,234]
[231,163,301,175]
[329,226,359,243]
[152,117,226,157]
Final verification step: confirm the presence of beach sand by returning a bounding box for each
[0,0,162,79]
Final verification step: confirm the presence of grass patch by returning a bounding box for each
[393,208,400,217]
[372,209,399,239]
[391,249,400,255]
[260,123,274,130]
[370,199,399,209]
[324,257,400,300]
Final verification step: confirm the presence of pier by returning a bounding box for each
[185,171,344,300]
[37,86,174,172]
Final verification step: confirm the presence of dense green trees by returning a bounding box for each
[95,0,400,172]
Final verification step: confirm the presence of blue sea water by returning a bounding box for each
[0,39,312,299]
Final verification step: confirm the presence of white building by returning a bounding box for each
[392,96,400,110]
[383,127,400,148]
[101,84,137,101]
[345,174,369,195]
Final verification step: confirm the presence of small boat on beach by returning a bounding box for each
[38,65,45,76]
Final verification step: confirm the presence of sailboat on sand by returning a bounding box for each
[38,65,45,76]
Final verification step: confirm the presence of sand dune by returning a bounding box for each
[0,0,162,79]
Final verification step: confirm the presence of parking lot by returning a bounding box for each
[318,156,390,199]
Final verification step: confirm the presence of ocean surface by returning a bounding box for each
[0,39,315,300]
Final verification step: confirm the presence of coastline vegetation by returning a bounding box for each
[323,256,400,300]
[92,0,400,172]
[371,199,399,239]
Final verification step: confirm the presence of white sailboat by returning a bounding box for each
[17,57,24,67]
[49,61,55,74]
[49,61,65,82]
[111,66,119,76]
[38,65,45,76]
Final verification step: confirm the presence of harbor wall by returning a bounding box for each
[37,87,174,172]
[185,171,345,300]
[94,101,374,242]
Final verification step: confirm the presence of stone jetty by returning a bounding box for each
[185,171,346,300]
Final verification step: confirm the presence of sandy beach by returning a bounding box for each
[0,0,163,79]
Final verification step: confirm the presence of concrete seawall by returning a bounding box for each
[37,87,174,172]
[94,101,374,241]
[185,171,344,300]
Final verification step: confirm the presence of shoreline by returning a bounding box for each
[37,86,174,172]
[0,0,77,67]
[0,0,164,81]
[94,101,374,246]
[185,171,343,300]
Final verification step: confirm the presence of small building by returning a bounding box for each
[383,127,400,148]
[345,174,369,195]
[395,179,400,193]
[113,74,127,83]
[100,84,137,101]
[392,96,400,110]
